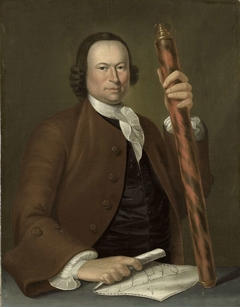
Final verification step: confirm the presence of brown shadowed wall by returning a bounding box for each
[1,0,240,265]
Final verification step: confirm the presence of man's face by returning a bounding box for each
[86,40,130,105]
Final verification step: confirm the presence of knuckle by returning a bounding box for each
[109,268,117,274]
[116,264,125,271]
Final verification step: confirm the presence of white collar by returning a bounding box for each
[88,94,123,118]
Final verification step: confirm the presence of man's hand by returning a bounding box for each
[77,256,142,284]
[157,69,193,111]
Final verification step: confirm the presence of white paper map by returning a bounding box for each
[93,262,199,302]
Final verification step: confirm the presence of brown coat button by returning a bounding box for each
[31,227,43,236]
[89,224,98,234]
[103,200,112,210]
[51,222,61,230]
[109,173,118,183]
[111,146,121,155]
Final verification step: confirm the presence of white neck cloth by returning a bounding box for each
[88,95,145,162]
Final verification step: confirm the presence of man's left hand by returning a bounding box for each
[157,69,193,111]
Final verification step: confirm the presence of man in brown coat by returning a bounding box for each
[3,32,213,297]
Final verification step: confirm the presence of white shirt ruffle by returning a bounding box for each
[49,250,98,290]
[164,116,205,141]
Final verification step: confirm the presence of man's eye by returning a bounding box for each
[117,66,124,70]
[99,67,107,71]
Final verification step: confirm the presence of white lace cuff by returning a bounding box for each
[164,116,205,141]
[49,250,98,290]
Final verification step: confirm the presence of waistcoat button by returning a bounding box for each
[31,227,42,236]
[89,224,98,233]
[103,200,112,210]
[111,146,121,155]
[109,173,118,183]
[51,222,61,230]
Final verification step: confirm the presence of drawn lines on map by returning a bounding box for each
[93,262,199,302]
[97,262,196,295]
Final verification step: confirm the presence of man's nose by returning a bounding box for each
[109,68,119,83]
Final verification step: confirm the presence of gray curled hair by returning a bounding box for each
[69,32,139,101]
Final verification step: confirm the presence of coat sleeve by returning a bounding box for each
[163,122,214,218]
[2,121,94,297]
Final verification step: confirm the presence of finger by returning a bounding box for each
[102,268,127,284]
[167,91,193,100]
[176,98,193,109]
[116,256,142,271]
[101,273,116,284]
[163,70,188,88]
[110,262,131,277]
[131,258,143,271]
[109,269,124,282]
[165,82,192,94]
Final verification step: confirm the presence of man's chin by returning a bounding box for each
[102,95,124,105]
[102,100,122,105]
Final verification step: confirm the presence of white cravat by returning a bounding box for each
[88,95,145,162]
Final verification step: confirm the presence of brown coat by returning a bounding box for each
[3,99,213,297]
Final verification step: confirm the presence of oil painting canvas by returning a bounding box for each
[1,0,240,306]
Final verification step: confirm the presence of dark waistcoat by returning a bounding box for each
[93,117,171,262]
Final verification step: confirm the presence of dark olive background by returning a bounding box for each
[1,0,240,265]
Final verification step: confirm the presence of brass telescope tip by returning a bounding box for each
[154,23,172,40]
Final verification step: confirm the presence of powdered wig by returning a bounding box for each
[69,32,139,100]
